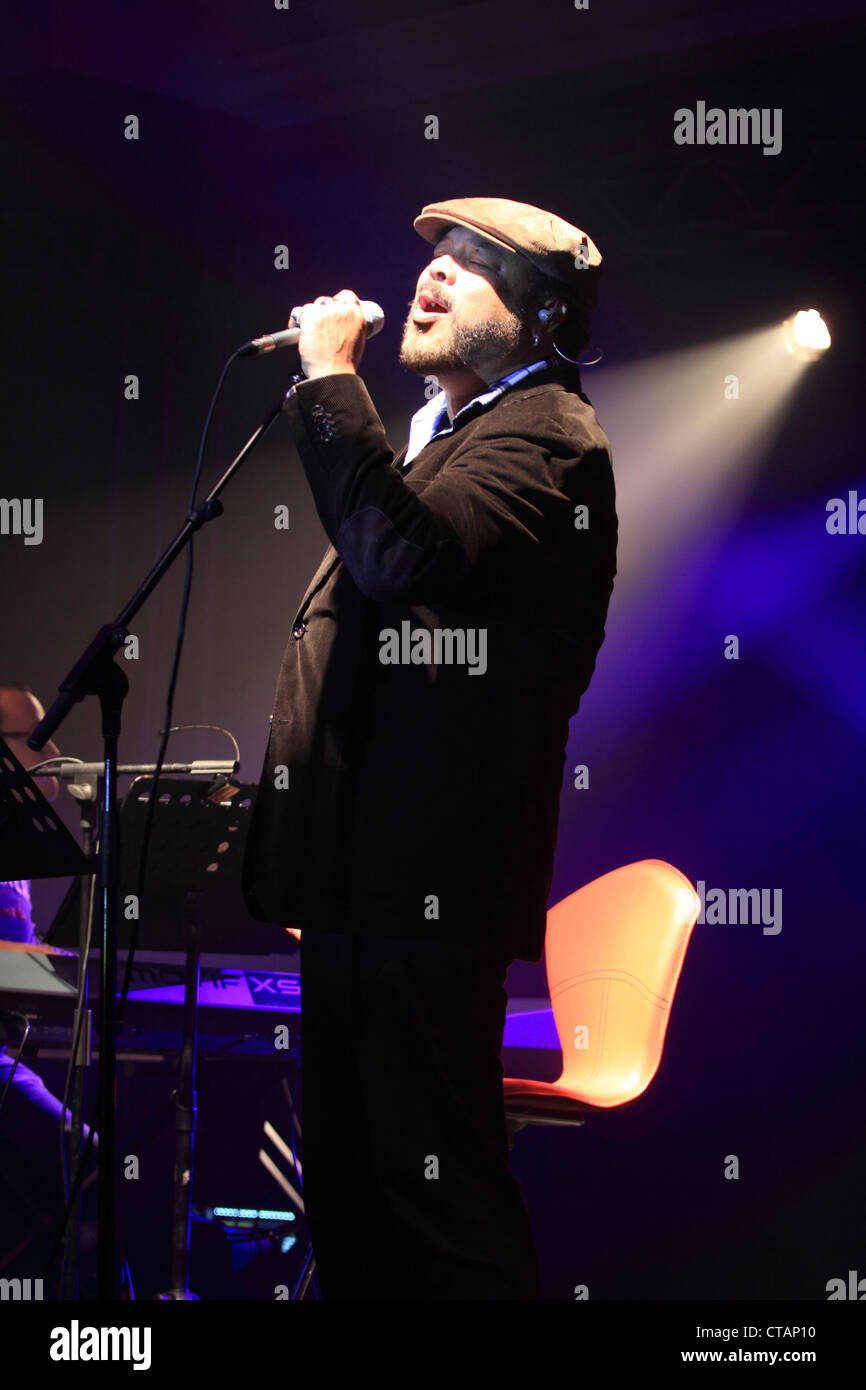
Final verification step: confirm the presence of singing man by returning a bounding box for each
[243,197,618,1299]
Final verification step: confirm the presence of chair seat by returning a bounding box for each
[502,1078,598,1117]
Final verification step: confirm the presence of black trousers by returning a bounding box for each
[298,928,542,1299]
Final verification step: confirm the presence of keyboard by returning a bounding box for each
[0,941,559,1058]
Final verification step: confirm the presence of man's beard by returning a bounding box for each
[399,306,525,378]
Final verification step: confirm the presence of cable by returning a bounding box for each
[43,1092,98,1282]
[58,868,97,1206]
[158,723,241,768]
[54,867,97,1294]
[118,348,243,1026]
[24,755,85,772]
[0,1013,32,1122]
[552,341,604,367]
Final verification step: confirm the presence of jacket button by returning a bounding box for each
[292,621,308,639]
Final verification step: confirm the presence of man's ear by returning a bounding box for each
[538,298,568,336]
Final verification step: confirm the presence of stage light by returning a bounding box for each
[570,318,828,743]
[587,323,813,595]
[782,309,831,360]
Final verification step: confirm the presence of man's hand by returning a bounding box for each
[295,289,367,380]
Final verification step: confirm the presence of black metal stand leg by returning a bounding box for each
[96,664,128,1301]
[157,916,200,1301]
[61,800,96,1300]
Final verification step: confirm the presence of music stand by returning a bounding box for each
[48,779,291,954]
[0,737,93,882]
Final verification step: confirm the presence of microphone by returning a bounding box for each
[239,300,385,356]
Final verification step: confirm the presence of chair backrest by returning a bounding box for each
[545,860,700,1107]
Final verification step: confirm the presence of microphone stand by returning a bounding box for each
[29,394,289,1300]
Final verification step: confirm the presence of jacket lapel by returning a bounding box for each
[295,544,340,618]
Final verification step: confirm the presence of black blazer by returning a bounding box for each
[241,363,617,962]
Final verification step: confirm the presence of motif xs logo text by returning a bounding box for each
[243,971,300,1003]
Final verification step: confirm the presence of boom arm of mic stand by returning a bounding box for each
[28,397,286,755]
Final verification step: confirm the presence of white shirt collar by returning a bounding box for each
[402,358,552,470]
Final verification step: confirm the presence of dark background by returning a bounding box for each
[1,0,864,1300]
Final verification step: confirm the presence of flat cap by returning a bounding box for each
[414,196,602,312]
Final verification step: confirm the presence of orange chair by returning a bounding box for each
[503,860,701,1147]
